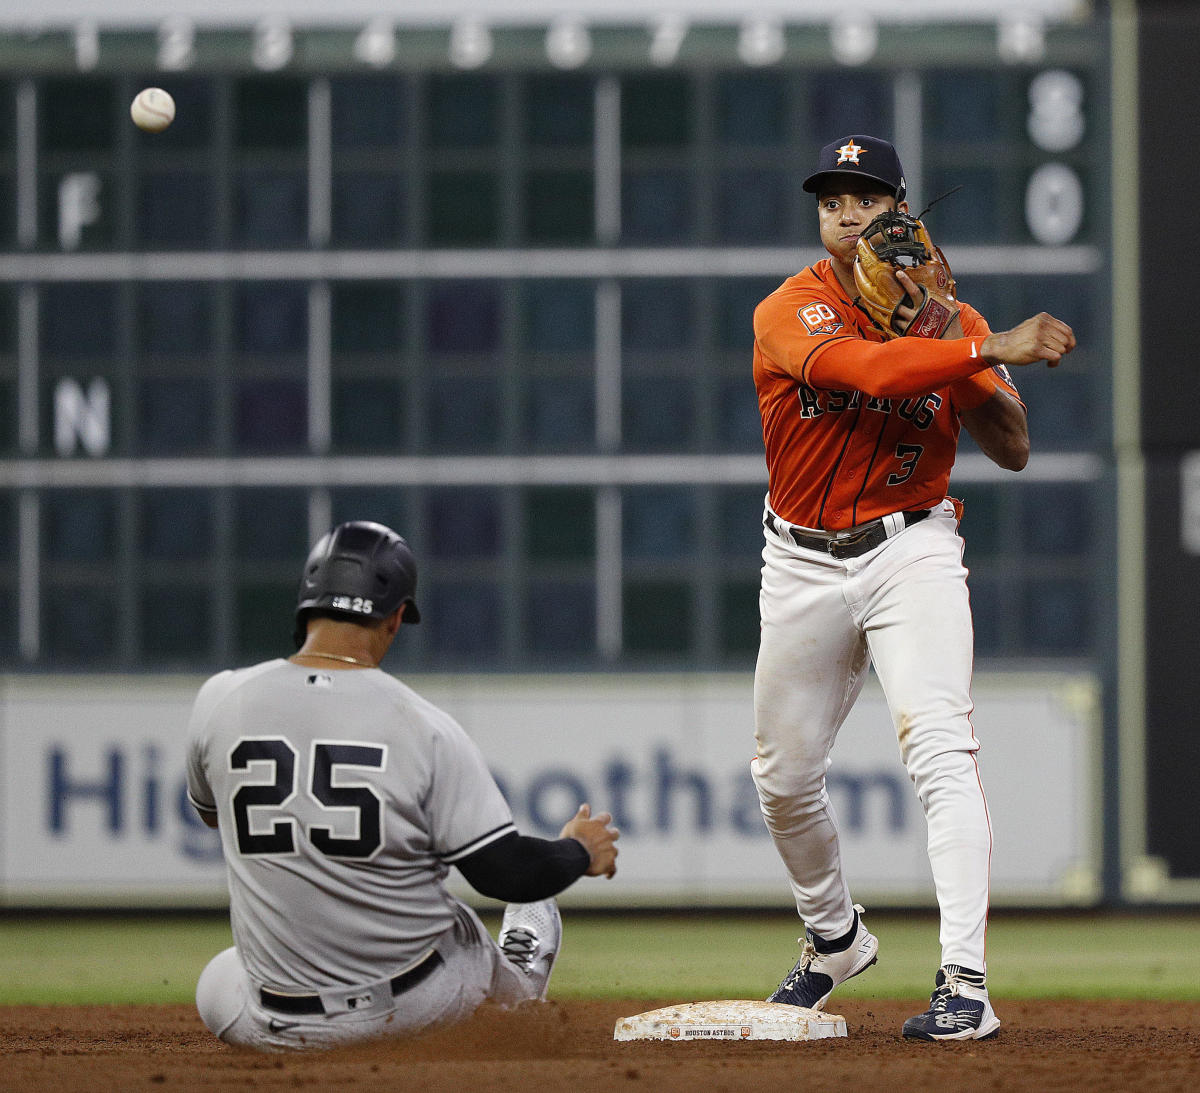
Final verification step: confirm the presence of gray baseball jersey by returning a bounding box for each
[186,659,515,992]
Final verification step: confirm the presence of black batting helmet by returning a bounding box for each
[293,521,421,648]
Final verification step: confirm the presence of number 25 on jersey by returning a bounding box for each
[229,737,386,860]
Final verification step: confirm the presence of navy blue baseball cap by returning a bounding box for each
[802,135,907,202]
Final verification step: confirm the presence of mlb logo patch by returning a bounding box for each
[798,302,843,336]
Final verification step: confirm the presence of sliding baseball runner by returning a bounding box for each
[187,521,619,1051]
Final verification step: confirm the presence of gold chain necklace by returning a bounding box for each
[294,651,376,668]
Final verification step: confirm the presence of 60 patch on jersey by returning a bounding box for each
[798,302,844,336]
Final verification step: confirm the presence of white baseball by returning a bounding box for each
[130,88,176,133]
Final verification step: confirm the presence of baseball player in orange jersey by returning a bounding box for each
[751,134,1075,1040]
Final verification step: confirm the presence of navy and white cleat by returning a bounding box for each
[767,904,879,1011]
[902,965,1001,1041]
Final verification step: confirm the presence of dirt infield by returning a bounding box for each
[3,999,1199,1092]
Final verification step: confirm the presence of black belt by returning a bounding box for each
[765,509,930,559]
[259,950,444,1016]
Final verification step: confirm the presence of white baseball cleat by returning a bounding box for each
[499,899,562,1000]
[767,903,879,1011]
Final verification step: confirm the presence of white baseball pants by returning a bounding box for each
[752,498,992,972]
[195,900,537,1051]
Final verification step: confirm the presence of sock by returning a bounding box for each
[812,910,859,955]
[942,964,986,988]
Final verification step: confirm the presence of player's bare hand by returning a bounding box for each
[894,268,966,338]
[892,268,923,329]
[561,803,620,879]
[888,268,963,339]
[981,312,1076,367]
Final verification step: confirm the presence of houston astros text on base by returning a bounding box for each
[749,134,1075,1041]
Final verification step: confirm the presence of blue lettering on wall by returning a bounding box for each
[48,746,123,834]
[45,743,223,861]
[527,769,589,835]
[827,771,907,832]
[491,755,908,839]
[26,734,919,905]
[654,748,713,832]
[143,744,160,834]
[604,759,637,834]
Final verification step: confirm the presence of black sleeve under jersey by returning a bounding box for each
[455,831,591,903]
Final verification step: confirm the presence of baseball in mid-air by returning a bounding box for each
[130,87,176,133]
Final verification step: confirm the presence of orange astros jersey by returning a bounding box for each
[753,258,1021,531]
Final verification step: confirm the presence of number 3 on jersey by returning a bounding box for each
[888,443,924,486]
[229,737,386,860]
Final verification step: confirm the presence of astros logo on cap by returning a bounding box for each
[836,140,865,164]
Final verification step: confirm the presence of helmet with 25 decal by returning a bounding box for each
[293,521,421,648]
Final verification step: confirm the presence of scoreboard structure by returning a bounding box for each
[44,0,1200,910]
[0,1,1112,676]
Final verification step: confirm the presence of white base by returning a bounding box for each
[613,1000,848,1042]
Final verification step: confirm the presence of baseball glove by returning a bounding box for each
[852,210,959,339]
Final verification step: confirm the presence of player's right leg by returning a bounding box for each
[753,531,870,936]
[766,903,879,1010]
[753,528,878,1006]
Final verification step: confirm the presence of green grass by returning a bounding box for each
[546,911,1200,1002]
[2,910,1199,1006]
[0,915,234,1005]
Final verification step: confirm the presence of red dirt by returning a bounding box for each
[3,999,1199,1092]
